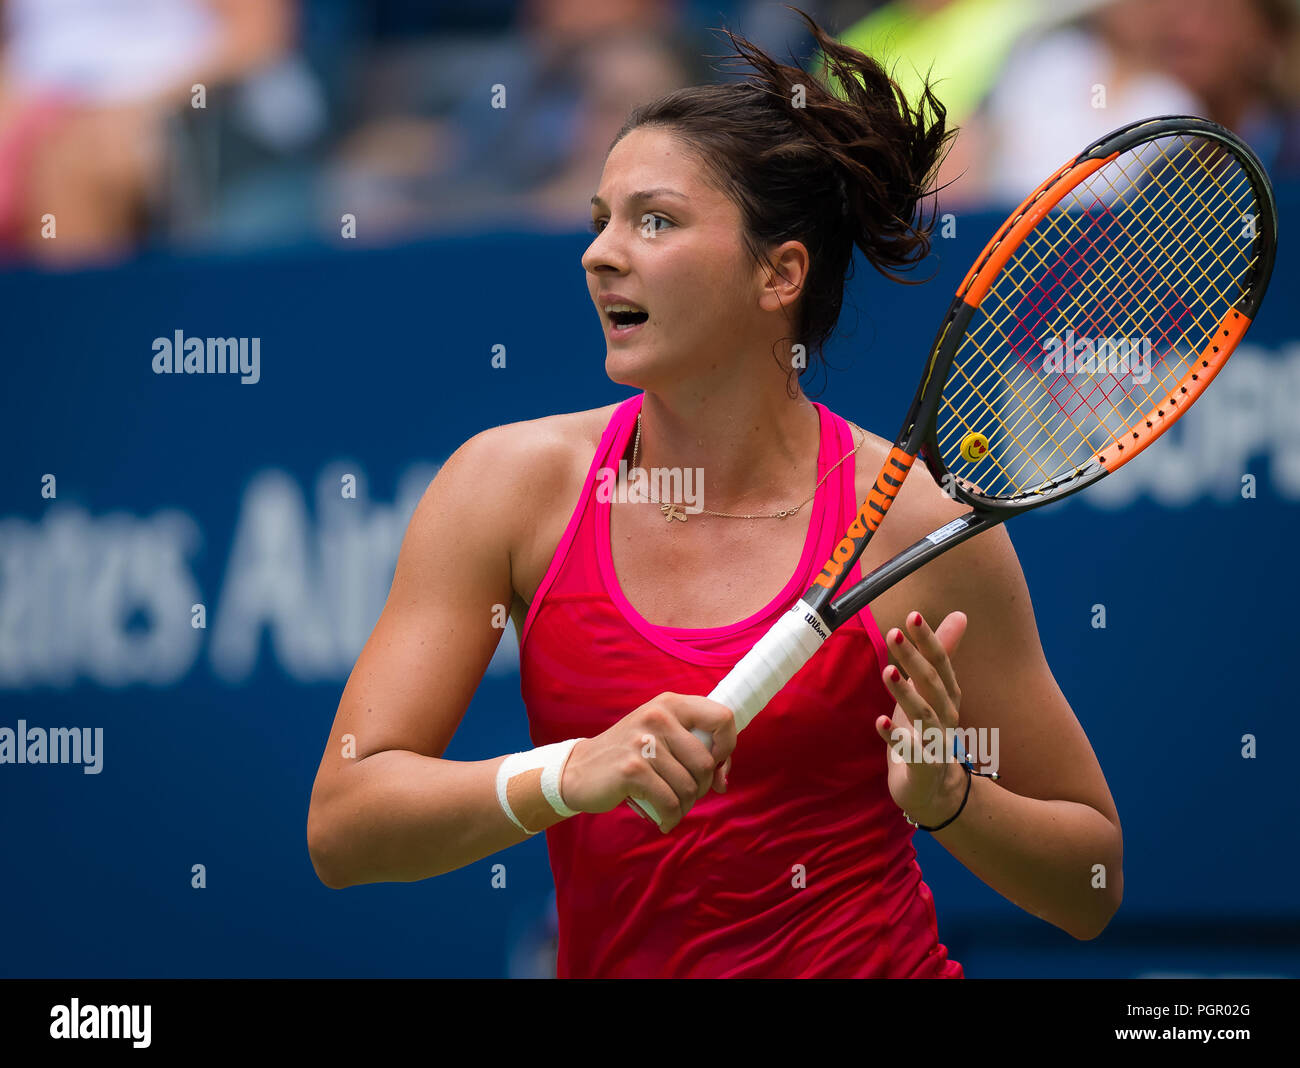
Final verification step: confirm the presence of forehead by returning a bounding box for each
[593,126,727,207]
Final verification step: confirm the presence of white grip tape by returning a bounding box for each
[706,599,829,731]
[629,600,830,827]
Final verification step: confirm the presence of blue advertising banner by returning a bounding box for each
[3,194,1298,977]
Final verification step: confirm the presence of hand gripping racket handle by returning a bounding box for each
[627,600,831,826]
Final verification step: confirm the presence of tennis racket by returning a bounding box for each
[631,115,1277,826]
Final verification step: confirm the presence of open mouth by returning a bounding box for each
[608,309,649,330]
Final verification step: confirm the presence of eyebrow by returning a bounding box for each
[590,188,689,208]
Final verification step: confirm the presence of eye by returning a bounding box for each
[587,214,674,235]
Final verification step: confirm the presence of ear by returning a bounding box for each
[756,239,809,314]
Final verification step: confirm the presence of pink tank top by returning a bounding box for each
[519,394,963,978]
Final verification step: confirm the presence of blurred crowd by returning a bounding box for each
[0,0,1295,267]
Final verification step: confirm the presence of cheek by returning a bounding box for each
[652,242,748,330]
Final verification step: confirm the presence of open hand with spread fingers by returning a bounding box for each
[875,610,976,831]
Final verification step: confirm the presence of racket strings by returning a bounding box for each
[1011,162,1255,480]
[1022,144,1250,446]
[936,133,1259,499]
[952,142,1251,483]
[950,146,1254,489]
[942,137,1254,490]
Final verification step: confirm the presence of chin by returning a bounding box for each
[604,350,659,391]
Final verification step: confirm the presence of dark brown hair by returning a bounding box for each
[612,7,952,391]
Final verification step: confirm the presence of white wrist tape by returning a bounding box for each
[495,738,583,834]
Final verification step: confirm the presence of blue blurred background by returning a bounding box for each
[2,0,1298,978]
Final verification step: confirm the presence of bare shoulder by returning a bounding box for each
[444,404,614,492]
[420,403,620,603]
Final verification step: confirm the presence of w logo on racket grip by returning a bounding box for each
[813,449,915,589]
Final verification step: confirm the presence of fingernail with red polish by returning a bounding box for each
[911,612,923,627]
[889,666,901,681]
[892,629,904,645]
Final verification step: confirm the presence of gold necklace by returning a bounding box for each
[630,412,866,522]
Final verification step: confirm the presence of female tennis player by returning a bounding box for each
[307,11,1123,978]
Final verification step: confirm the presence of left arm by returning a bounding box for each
[876,524,1123,941]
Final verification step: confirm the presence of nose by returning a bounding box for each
[582,225,627,277]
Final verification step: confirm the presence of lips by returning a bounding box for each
[608,316,647,339]
[599,294,649,331]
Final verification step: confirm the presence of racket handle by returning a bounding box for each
[628,600,830,827]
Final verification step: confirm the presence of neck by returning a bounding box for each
[631,386,821,514]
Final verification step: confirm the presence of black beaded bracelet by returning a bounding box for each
[904,757,1000,833]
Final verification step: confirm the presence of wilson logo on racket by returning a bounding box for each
[813,448,914,589]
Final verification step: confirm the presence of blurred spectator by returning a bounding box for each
[817,1,1103,209]
[832,0,1052,128]
[3,0,1295,264]
[969,0,1200,205]
[956,0,1300,205]
[324,0,701,239]
[1149,0,1300,178]
[516,27,701,230]
[0,0,295,265]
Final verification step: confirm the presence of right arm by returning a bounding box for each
[306,422,735,889]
